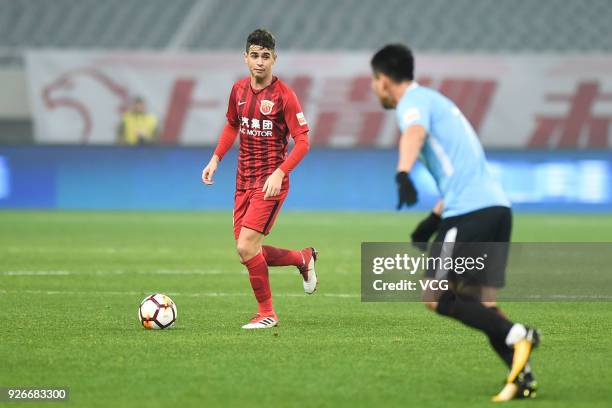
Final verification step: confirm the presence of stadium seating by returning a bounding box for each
[0,0,195,48]
[188,0,612,51]
[0,0,610,51]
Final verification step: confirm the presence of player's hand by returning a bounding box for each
[395,171,418,209]
[411,212,441,251]
[202,156,219,185]
[262,168,285,200]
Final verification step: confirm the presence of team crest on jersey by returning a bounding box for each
[259,100,274,115]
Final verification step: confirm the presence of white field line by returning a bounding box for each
[0,288,608,300]
[3,270,72,276]
[0,289,358,298]
[0,288,607,300]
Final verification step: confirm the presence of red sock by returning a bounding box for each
[243,253,274,315]
[262,245,304,268]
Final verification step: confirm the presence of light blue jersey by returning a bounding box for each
[396,83,510,218]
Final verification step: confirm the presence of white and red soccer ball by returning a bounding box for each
[138,293,177,330]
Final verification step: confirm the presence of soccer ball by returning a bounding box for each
[138,293,177,330]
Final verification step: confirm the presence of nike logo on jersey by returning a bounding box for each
[238,101,247,106]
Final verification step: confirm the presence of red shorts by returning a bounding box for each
[233,187,288,240]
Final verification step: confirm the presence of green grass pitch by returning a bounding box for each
[1,211,611,407]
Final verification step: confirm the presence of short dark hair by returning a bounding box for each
[246,28,276,52]
[371,44,414,82]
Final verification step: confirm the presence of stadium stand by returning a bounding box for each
[0,0,610,144]
[0,0,196,49]
[0,0,610,51]
[188,0,612,51]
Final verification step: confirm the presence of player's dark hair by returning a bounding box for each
[246,28,276,52]
[371,44,414,82]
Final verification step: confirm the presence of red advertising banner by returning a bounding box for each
[25,51,612,148]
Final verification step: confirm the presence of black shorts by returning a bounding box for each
[425,206,512,288]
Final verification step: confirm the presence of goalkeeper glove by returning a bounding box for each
[395,171,418,210]
[410,212,441,251]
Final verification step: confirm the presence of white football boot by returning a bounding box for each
[241,313,279,329]
[299,247,318,294]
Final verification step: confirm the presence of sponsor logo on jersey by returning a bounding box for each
[260,99,274,115]
[239,116,274,137]
[296,112,307,126]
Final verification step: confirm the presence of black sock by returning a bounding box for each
[488,336,513,368]
[487,307,514,368]
[436,290,514,342]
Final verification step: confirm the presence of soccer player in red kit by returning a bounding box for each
[201,29,317,329]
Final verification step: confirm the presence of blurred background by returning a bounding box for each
[0,0,611,212]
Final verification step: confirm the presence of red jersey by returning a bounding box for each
[226,76,309,190]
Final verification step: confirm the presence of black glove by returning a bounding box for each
[395,171,418,210]
[410,212,441,251]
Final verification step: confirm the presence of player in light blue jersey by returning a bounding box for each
[394,81,510,218]
[370,44,540,402]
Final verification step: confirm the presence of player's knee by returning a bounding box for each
[236,240,257,262]
[421,284,440,311]
[423,301,438,312]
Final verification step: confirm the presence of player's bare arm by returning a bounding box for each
[432,199,443,215]
[397,124,426,172]
[393,124,424,208]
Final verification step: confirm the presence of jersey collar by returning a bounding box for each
[250,76,278,95]
[405,81,419,94]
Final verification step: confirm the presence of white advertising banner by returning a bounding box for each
[25,51,612,148]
